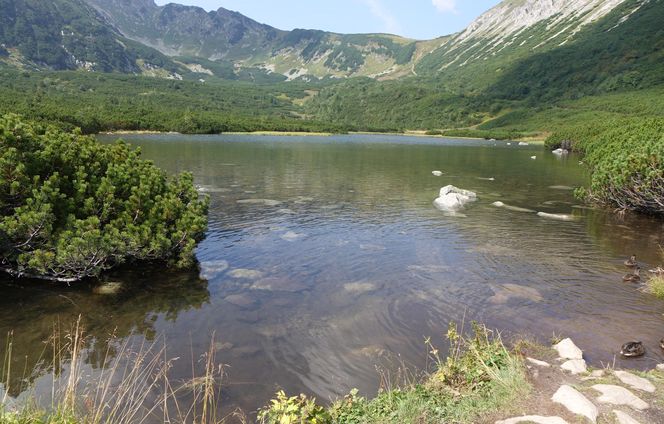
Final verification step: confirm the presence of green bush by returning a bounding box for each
[548,118,664,215]
[0,115,209,281]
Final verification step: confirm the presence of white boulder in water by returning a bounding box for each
[432,170,443,176]
[519,142,529,146]
[434,185,477,212]
[531,156,537,160]
[552,148,569,155]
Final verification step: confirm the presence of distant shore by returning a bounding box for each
[99,129,546,143]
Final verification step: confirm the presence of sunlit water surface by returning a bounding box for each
[2,134,664,418]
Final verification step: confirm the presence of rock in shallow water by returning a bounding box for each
[199,260,230,280]
[434,185,477,212]
[537,212,577,222]
[251,277,308,293]
[228,269,264,280]
[343,281,378,295]
[236,198,282,207]
[223,294,257,308]
[281,231,306,242]
[93,282,124,295]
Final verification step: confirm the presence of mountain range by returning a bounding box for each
[0,0,653,82]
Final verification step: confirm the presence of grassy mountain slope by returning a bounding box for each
[84,0,427,80]
[0,0,186,75]
[306,0,663,132]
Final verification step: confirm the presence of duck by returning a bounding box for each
[620,341,645,358]
[624,255,638,268]
[623,267,641,283]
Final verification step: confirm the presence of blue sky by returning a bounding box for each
[154,0,501,40]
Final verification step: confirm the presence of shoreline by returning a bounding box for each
[98,129,546,143]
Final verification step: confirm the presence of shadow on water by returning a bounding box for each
[0,266,209,397]
[2,133,664,419]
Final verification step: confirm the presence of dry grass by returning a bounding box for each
[0,317,233,424]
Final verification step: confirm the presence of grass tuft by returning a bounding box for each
[259,322,530,424]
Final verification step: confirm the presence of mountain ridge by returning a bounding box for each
[0,0,643,83]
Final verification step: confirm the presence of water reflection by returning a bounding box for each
[0,268,208,396]
[2,134,664,418]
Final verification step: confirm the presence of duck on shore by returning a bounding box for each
[621,341,645,358]
[623,267,641,283]
[624,255,638,268]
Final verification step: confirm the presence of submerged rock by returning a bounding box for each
[93,282,123,295]
[552,148,569,156]
[492,201,536,213]
[344,281,378,295]
[228,269,264,280]
[537,212,577,222]
[519,142,530,146]
[196,185,231,193]
[224,293,258,308]
[236,198,282,207]
[199,260,230,280]
[489,284,543,304]
[433,185,477,212]
[251,277,308,293]
[281,231,306,242]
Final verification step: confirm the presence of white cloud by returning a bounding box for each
[363,0,402,34]
[432,0,457,14]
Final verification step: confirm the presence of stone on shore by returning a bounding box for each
[496,416,569,424]
[552,385,598,423]
[553,338,584,360]
[561,359,587,375]
[613,410,642,424]
[656,364,664,372]
[592,385,649,410]
[613,370,656,393]
[527,357,551,368]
